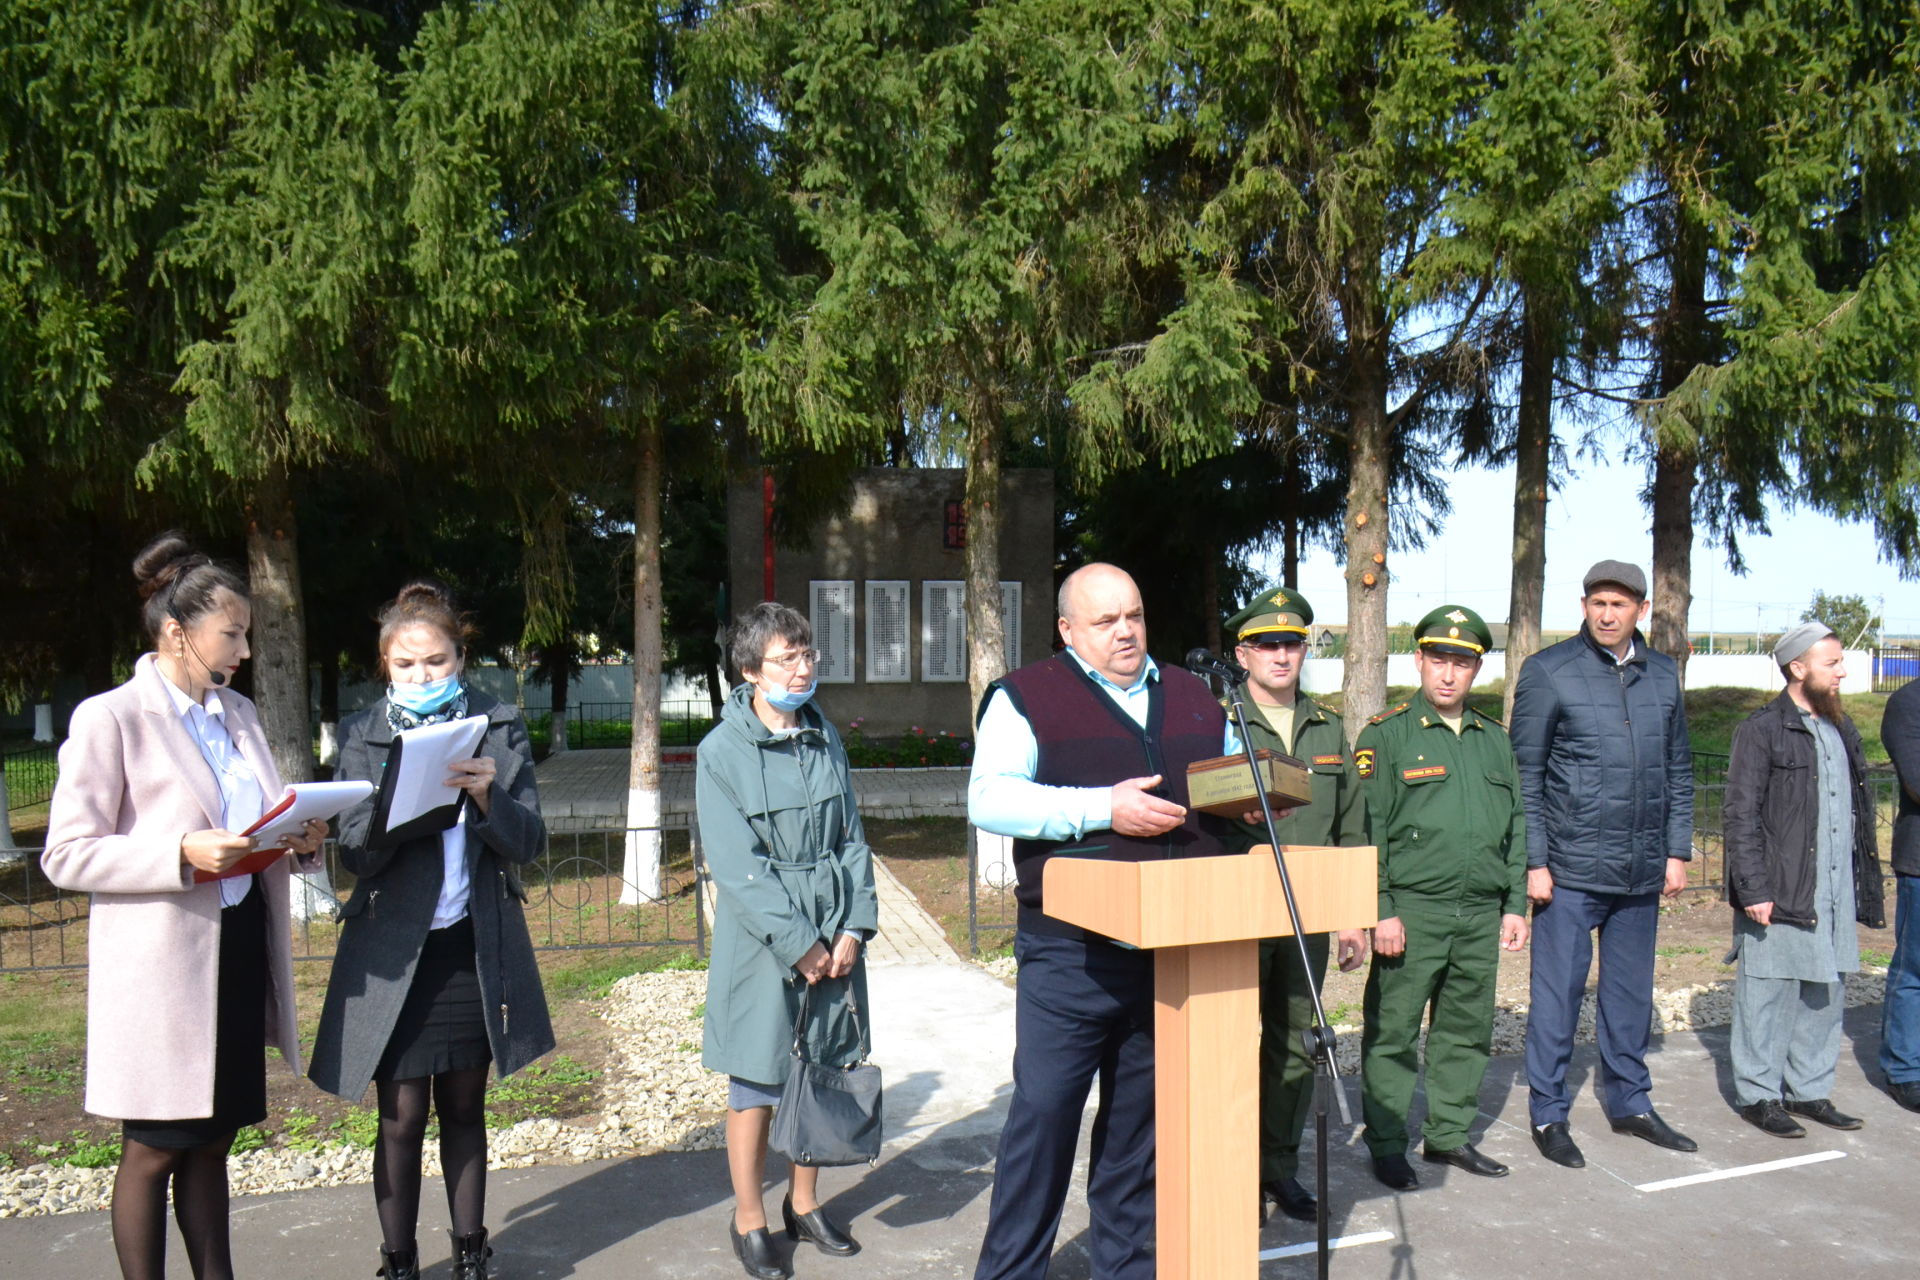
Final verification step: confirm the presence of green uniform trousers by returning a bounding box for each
[1259,933,1332,1179]
[1360,905,1501,1155]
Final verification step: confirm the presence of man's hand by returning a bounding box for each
[793,940,831,984]
[1526,866,1554,906]
[1372,916,1406,957]
[1500,913,1530,952]
[1663,856,1689,898]
[1238,807,1298,826]
[1111,775,1186,837]
[1335,929,1368,971]
[181,829,253,876]
[1743,901,1774,927]
[828,933,861,978]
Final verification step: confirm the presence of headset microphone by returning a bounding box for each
[165,570,227,687]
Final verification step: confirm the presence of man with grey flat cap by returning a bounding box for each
[1724,622,1885,1137]
[1509,560,1696,1168]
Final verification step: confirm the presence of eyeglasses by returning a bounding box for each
[762,648,820,672]
[1240,636,1305,651]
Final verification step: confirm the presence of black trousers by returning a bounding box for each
[974,931,1157,1280]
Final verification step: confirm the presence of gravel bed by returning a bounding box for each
[0,965,1891,1218]
[0,970,726,1220]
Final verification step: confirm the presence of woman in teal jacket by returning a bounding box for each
[698,602,879,1279]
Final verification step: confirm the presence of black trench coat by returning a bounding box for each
[308,691,555,1100]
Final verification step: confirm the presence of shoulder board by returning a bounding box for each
[1368,701,1411,726]
[1472,707,1507,729]
[1305,697,1341,722]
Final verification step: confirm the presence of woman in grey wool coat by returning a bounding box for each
[699,601,880,1279]
[308,581,554,1280]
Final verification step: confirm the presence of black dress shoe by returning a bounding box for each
[783,1193,860,1257]
[1609,1108,1698,1152]
[1422,1142,1509,1177]
[1739,1099,1806,1139]
[729,1219,787,1279]
[1371,1154,1419,1190]
[1784,1098,1863,1130]
[1532,1121,1585,1168]
[1889,1080,1920,1112]
[1261,1176,1317,1223]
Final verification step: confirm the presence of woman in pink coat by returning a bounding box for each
[41,533,326,1280]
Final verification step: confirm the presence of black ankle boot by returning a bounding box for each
[377,1243,420,1280]
[784,1193,860,1256]
[452,1227,493,1280]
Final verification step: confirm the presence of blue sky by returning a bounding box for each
[1264,454,1920,640]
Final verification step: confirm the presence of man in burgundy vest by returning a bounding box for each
[970,563,1235,1280]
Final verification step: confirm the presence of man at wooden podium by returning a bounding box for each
[968,563,1240,1280]
[1221,585,1369,1225]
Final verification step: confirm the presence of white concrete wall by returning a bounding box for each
[1296,648,1870,696]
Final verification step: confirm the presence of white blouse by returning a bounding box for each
[159,671,265,907]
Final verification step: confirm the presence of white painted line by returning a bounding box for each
[1635,1149,1846,1192]
[1258,1229,1397,1261]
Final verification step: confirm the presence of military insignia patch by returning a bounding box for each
[1312,753,1344,766]
[1445,608,1468,624]
[1401,764,1448,782]
[1354,748,1375,779]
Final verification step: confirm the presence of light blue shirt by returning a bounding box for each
[161,676,265,908]
[968,650,1240,841]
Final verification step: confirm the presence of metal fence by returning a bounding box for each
[0,827,708,974]
[960,751,1908,955]
[561,700,716,749]
[3,742,58,813]
[1874,647,1920,694]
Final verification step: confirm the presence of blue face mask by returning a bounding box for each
[762,680,816,713]
[388,673,462,714]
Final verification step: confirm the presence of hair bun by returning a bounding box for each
[394,580,454,609]
[132,531,201,601]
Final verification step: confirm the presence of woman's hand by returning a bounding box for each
[828,933,862,978]
[181,829,254,876]
[276,819,329,857]
[446,756,496,816]
[793,940,832,985]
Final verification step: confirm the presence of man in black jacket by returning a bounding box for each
[1510,560,1696,1168]
[1880,668,1920,1110]
[1724,622,1884,1136]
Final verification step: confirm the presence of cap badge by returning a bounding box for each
[1445,609,1468,624]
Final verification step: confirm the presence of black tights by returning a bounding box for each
[111,1132,236,1280]
[373,1067,491,1251]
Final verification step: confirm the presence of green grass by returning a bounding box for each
[55,1130,122,1169]
[543,948,706,1002]
[1863,949,1894,969]
[1656,944,1711,958]
[484,1054,599,1127]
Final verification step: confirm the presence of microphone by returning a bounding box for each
[1185,647,1247,684]
[177,624,227,686]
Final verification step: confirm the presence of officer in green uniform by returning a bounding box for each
[1355,604,1529,1190]
[1220,587,1370,1224]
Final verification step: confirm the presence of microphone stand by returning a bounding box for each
[1214,662,1351,1280]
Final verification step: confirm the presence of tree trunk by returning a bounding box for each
[623,414,666,903]
[318,654,340,769]
[1504,290,1554,721]
[244,462,313,787]
[246,461,331,919]
[1649,225,1710,678]
[549,641,573,755]
[1341,290,1392,743]
[1200,547,1220,649]
[964,389,1007,716]
[1281,423,1302,589]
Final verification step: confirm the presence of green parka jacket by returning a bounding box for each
[697,683,879,1086]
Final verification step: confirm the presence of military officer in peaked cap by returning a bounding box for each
[1355,605,1529,1190]
[1221,587,1370,1225]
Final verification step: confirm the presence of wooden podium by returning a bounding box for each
[1043,845,1376,1280]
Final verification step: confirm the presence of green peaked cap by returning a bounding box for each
[1225,586,1313,641]
[1414,604,1492,657]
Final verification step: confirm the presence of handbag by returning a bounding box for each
[768,979,884,1167]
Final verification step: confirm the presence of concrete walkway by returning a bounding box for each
[14,1004,1920,1278]
[535,750,968,832]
